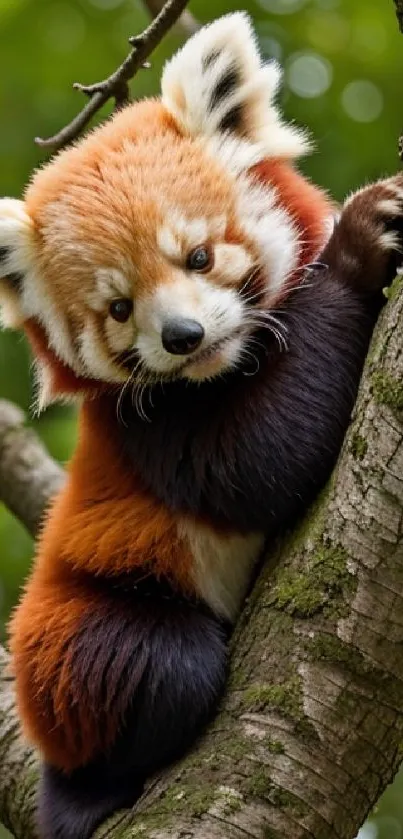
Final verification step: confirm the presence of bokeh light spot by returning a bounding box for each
[341,80,383,123]
[287,52,333,98]
[257,0,307,15]
[355,824,377,839]
[260,36,283,62]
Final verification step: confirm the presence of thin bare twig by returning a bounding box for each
[395,0,403,31]
[143,0,200,35]
[35,0,191,152]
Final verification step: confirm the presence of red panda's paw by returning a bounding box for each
[323,173,403,293]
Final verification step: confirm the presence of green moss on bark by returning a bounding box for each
[372,371,403,412]
[244,771,310,817]
[350,433,368,460]
[141,781,217,825]
[215,786,244,815]
[266,542,355,618]
[383,274,403,301]
[243,676,302,718]
[308,633,367,671]
[265,738,285,754]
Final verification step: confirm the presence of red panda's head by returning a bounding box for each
[0,13,331,407]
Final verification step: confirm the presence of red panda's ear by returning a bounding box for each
[0,199,33,329]
[161,13,311,171]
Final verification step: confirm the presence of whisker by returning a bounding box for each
[133,380,152,423]
[116,361,140,427]
[251,309,289,331]
[239,346,260,377]
[239,264,261,297]
[243,313,289,352]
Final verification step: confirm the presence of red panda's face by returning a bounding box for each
[0,13,318,405]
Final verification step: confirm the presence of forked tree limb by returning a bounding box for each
[0,277,402,839]
[35,0,191,151]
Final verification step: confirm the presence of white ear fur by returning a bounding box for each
[0,198,34,328]
[161,12,310,165]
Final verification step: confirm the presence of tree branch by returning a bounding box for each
[0,401,64,537]
[394,0,403,31]
[35,0,191,151]
[0,278,402,839]
[0,645,39,839]
[142,0,200,35]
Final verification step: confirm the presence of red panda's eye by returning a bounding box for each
[186,245,213,273]
[109,298,133,323]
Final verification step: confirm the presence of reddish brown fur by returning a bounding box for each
[10,396,195,769]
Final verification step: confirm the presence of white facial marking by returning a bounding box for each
[33,362,55,413]
[236,176,300,298]
[23,266,80,370]
[0,199,32,260]
[88,267,136,358]
[0,287,23,329]
[173,214,208,251]
[157,212,213,264]
[0,199,81,368]
[158,213,229,268]
[184,333,245,382]
[0,199,34,327]
[179,517,264,621]
[213,243,254,286]
[157,225,182,262]
[78,317,127,383]
[93,268,132,308]
[136,274,245,379]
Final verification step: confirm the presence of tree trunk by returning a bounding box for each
[0,277,402,838]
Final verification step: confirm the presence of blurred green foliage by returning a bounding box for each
[0,1,402,837]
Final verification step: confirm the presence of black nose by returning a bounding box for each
[161,318,205,355]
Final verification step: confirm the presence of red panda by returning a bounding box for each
[0,12,402,839]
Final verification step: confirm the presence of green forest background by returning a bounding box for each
[0,1,402,837]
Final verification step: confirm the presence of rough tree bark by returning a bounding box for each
[0,401,63,536]
[0,273,402,839]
